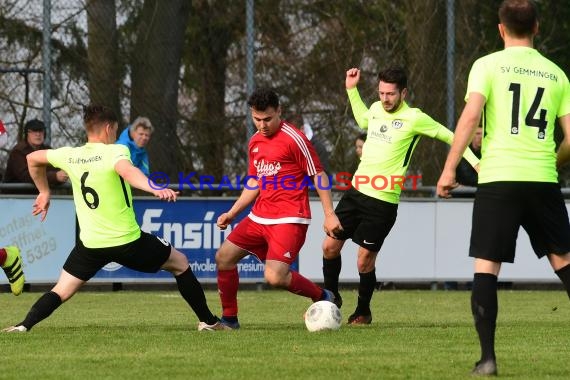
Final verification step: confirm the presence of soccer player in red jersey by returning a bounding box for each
[215,88,343,329]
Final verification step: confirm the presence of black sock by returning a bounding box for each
[356,269,376,315]
[323,256,342,295]
[471,273,498,363]
[175,267,217,324]
[20,291,62,330]
[555,264,570,299]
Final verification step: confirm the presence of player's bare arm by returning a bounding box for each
[114,159,178,202]
[556,114,570,169]
[437,93,485,198]
[27,149,52,221]
[313,172,343,237]
[217,177,259,230]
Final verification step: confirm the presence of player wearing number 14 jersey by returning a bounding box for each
[2,104,226,333]
[437,0,570,375]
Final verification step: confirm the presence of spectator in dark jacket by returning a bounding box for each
[4,119,68,193]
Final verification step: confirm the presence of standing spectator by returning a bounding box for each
[437,0,570,375]
[4,119,68,192]
[117,117,153,176]
[351,133,367,174]
[214,88,343,329]
[322,67,479,325]
[355,133,366,159]
[2,105,224,333]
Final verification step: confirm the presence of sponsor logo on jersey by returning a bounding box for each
[254,159,282,177]
[392,120,403,129]
[370,129,392,143]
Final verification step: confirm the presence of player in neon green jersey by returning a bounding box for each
[437,0,570,375]
[322,67,480,325]
[2,105,226,332]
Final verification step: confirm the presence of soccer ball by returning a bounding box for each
[304,300,342,332]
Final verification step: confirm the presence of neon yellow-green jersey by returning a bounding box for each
[467,46,570,183]
[47,143,140,248]
[347,88,478,204]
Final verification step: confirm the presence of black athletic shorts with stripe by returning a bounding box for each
[63,231,172,281]
[470,182,570,263]
[333,187,398,252]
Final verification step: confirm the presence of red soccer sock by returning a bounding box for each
[288,271,323,302]
[0,248,7,266]
[217,268,239,317]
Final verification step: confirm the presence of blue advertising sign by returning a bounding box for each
[0,198,75,283]
[93,198,297,282]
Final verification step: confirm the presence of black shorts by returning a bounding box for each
[470,182,570,263]
[334,188,398,252]
[63,231,172,281]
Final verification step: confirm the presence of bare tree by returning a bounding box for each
[130,0,191,177]
[182,0,245,181]
[87,0,121,123]
[401,0,448,185]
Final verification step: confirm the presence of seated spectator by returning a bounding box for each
[3,119,68,193]
[116,117,153,176]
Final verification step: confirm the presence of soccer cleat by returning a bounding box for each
[347,312,372,325]
[219,316,241,330]
[321,289,337,304]
[2,325,27,333]
[197,320,234,331]
[471,359,498,376]
[1,246,25,296]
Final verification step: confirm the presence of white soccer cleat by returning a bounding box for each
[197,321,233,331]
[2,325,27,333]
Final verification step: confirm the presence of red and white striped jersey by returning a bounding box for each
[247,121,323,224]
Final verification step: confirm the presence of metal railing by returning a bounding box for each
[5,181,570,200]
[0,182,474,199]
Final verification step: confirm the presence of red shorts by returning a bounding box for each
[227,217,308,265]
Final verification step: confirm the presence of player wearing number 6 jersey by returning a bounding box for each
[2,104,226,333]
[437,0,570,376]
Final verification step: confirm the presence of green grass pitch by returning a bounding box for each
[1,289,569,379]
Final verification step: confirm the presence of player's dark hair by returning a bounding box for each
[499,0,538,37]
[356,133,367,143]
[377,67,407,91]
[82,104,118,130]
[247,88,280,111]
